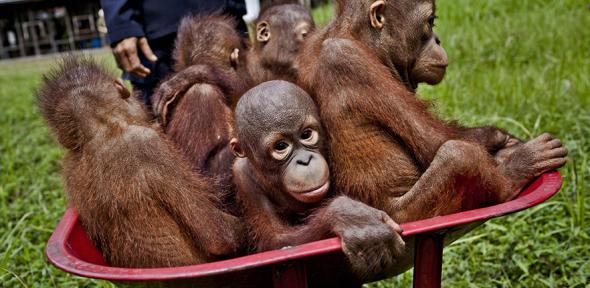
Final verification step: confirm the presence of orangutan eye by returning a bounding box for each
[301,129,312,139]
[300,128,319,146]
[428,15,437,27]
[271,140,292,161]
[274,141,289,151]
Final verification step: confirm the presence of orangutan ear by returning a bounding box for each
[256,21,271,43]
[370,0,386,29]
[230,48,240,67]
[114,78,131,99]
[230,138,246,158]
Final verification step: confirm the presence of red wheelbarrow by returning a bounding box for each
[46,172,562,288]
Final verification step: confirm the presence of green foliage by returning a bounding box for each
[0,0,588,286]
[312,3,334,26]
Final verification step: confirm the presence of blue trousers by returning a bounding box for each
[122,33,176,110]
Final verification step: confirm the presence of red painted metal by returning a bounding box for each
[46,172,563,287]
[413,234,444,288]
[272,261,308,288]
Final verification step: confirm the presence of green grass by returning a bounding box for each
[1,0,588,287]
[0,54,117,287]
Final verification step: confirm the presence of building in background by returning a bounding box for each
[0,0,106,60]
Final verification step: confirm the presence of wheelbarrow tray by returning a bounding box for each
[46,172,562,288]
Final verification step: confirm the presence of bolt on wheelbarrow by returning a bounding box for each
[46,172,563,288]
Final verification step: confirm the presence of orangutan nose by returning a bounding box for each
[296,154,313,166]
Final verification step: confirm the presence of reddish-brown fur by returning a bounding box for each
[38,57,243,268]
[247,3,315,84]
[297,0,568,223]
[151,9,314,187]
[152,14,250,190]
[231,81,405,281]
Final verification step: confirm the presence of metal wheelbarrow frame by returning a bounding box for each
[46,172,562,288]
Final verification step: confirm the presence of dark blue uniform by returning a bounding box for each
[100,0,246,107]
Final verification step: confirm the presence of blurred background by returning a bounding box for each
[0,0,588,287]
[0,0,106,60]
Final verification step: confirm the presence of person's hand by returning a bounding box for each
[112,37,158,78]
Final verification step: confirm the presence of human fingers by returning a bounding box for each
[138,37,158,62]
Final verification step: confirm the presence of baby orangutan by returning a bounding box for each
[37,57,243,268]
[151,14,250,190]
[247,3,315,84]
[230,80,405,281]
[297,0,568,224]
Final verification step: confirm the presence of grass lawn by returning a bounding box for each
[1,0,588,287]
